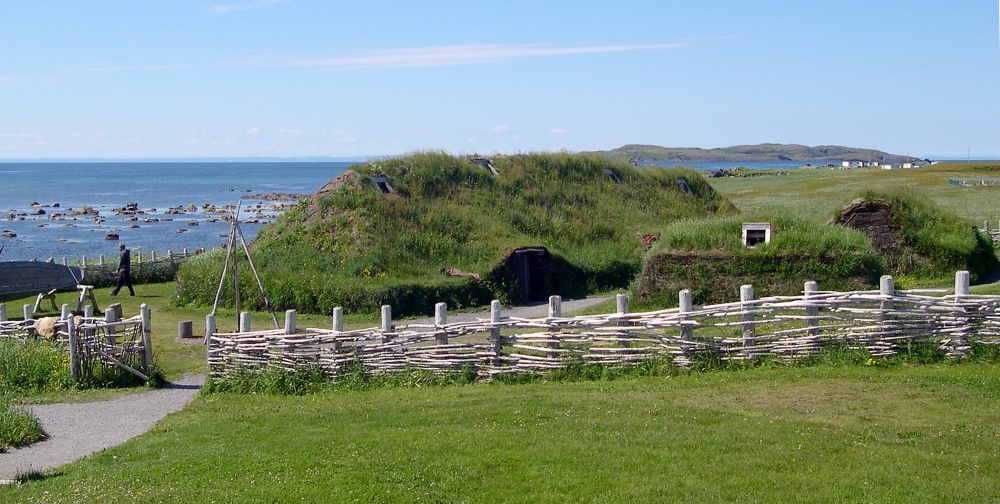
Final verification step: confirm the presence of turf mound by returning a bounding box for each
[175,152,734,315]
[634,214,882,308]
[829,190,998,283]
[830,198,904,258]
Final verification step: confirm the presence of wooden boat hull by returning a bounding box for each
[0,261,83,303]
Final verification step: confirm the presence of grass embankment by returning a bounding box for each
[5,359,1000,501]
[636,213,882,307]
[844,188,998,284]
[175,152,733,316]
[689,163,1000,291]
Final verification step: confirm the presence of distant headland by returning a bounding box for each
[592,143,918,164]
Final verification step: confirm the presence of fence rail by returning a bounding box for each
[206,271,1000,381]
[0,304,154,383]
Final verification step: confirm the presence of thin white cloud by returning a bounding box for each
[246,127,261,136]
[278,128,302,137]
[332,130,356,143]
[211,0,290,14]
[287,42,691,70]
[551,128,567,134]
[490,125,510,135]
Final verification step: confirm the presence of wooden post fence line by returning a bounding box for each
[204,271,1000,381]
[0,307,154,384]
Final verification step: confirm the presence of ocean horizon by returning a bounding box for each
[1,162,351,262]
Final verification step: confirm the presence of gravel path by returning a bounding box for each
[0,374,204,481]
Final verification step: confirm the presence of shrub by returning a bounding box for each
[0,338,71,396]
[0,398,44,450]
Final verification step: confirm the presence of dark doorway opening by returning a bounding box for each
[511,247,549,302]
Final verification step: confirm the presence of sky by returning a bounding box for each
[1,1,998,159]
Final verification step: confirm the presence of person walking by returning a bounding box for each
[110,242,135,296]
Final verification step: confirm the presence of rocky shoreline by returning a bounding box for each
[0,193,297,261]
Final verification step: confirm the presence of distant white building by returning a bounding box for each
[882,164,894,170]
[841,160,864,169]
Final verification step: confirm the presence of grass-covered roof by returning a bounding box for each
[176,152,733,314]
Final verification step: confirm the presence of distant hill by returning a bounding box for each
[594,144,914,164]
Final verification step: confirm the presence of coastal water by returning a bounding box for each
[0,162,349,262]
[643,160,820,170]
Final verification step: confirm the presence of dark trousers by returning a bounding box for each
[111,271,134,296]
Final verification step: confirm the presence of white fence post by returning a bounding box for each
[548,295,562,318]
[84,305,94,318]
[615,293,630,347]
[880,274,895,313]
[805,281,819,336]
[740,284,755,349]
[141,304,153,373]
[239,312,251,333]
[490,300,503,366]
[332,307,343,332]
[434,302,449,345]
[955,270,970,297]
[67,315,78,382]
[0,303,6,322]
[61,303,71,320]
[205,313,216,346]
[381,305,392,332]
[679,289,693,340]
[285,309,296,335]
[23,304,32,322]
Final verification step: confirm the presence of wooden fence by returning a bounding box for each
[0,303,154,383]
[206,271,1000,381]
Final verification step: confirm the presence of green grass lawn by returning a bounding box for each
[3,364,1000,502]
[707,164,1000,223]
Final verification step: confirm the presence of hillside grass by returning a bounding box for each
[5,362,1000,501]
[636,213,883,307]
[176,152,733,316]
[704,163,1000,285]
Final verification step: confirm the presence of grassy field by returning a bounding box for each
[3,364,1000,502]
[707,163,1000,224]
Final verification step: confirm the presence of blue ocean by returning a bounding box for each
[0,162,350,262]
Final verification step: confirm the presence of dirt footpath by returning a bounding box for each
[0,374,204,481]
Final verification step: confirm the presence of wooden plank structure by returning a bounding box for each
[206,271,1000,381]
[0,303,154,383]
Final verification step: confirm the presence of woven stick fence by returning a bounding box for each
[206,272,1000,381]
[0,303,154,383]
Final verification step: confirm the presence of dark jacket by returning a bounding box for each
[117,249,131,274]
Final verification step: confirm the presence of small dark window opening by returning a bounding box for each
[372,176,393,194]
[605,169,622,185]
[677,178,693,196]
[472,157,499,177]
[745,229,767,246]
